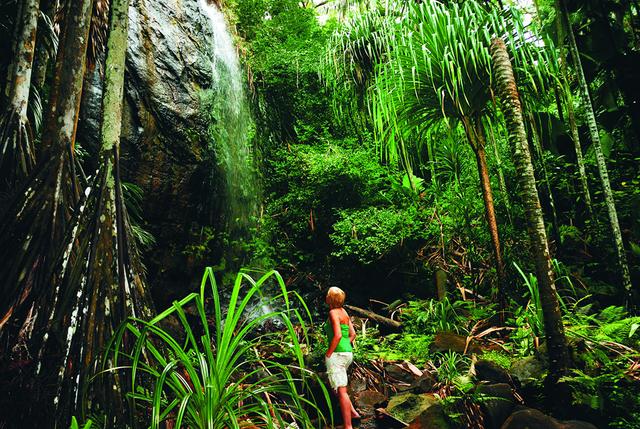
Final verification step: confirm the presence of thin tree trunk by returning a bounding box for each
[3,0,24,101]
[487,122,512,224]
[554,6,593,217]
[557,0,634,306]
[491,37,569,385]
[41,0,95,154]
[0,0,39,189]
[528,111,560,242]
[463,115,507,307]
[31,0,58,92]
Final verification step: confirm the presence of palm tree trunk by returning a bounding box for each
[554,6,593,217]
[491,37,569,384]
[462,115,507,306]
[0,0,39,190]
[556,0,634,305]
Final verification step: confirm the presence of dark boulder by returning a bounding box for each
[407,403,451,429]
[476,359,512,384]
[477,383,516,429]
[501,408,598,429]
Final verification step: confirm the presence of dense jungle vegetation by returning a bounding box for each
[0,0,639,427]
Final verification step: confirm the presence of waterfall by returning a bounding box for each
[199,0,258,242]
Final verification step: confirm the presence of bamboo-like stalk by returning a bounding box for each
[556,0,633,305]
[553,5,593,217]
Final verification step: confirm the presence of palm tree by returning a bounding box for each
[491,36,569,384]
[0,0,39,190]
[556,0,633,305]
[369,1,547,301]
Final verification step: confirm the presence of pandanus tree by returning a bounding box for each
[0,0,39,190]
[555,0,634,306]
[366,1,517,299]
[31,0,153,422]
[0,0,93,336]
[0,0,94,423]
[1,0,152,423]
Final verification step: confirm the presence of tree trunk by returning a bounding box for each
[557,0,634,306]
[554,5,593,217]
[41,0,95,154]
[528,111,559,242]
[462,115,507,307]
[0,0,39,190]
[491,37,569,385]
[488,123,512,224]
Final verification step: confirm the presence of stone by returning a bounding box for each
[407,403,450,429]
[476,359,512,384]
[429,332,485,354]
[385,363,421,384]
[78,0,217,305]
[501,408,598,429]
[476,383,516,429]
[509,356,547,385]
[355,389,387,416]
[387,393,439,424]
[408,371,437,393]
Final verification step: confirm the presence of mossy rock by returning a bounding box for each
[387,392,439,424]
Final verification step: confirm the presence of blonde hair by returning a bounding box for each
[326,287,346,309]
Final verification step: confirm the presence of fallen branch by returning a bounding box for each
[345,305,402,332]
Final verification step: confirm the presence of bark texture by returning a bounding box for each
[462,115,507,305]
[491,37,569,384]
[556,0,633,305]
[0,0,39,189]
[41,0,95,153]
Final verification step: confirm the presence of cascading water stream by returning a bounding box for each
[199,0,259,241]
[199,0,277,320]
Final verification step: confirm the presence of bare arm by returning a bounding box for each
[348,315,356,345]
[325,310,342,358]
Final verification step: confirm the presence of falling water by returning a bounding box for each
[199,0,259,241]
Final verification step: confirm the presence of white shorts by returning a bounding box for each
[325,352,353,390]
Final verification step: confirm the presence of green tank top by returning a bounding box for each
[325,320,352,353]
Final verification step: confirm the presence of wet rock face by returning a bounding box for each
[125,0,212,158]
[125,0,216,303]
[80,0,217,303]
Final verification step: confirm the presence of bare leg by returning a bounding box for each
[337,386,353,429]
[350,401,360,419]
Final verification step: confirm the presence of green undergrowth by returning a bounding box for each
[91,268,331,428]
